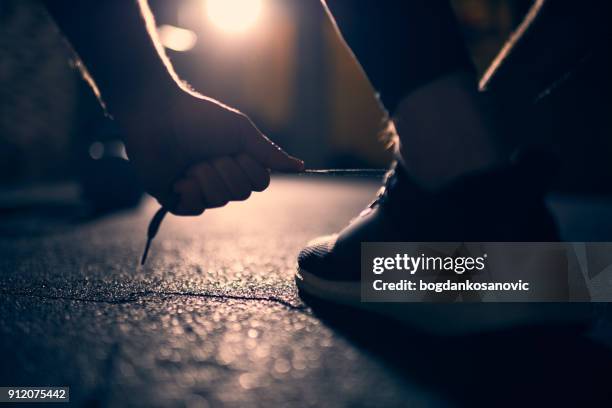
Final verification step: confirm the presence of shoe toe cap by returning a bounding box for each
[297,234,338,274]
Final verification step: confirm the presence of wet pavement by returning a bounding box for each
[1,176,612,407]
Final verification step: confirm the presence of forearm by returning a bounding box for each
[42,0,176,121]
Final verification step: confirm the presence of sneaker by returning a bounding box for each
[296,156,591,334]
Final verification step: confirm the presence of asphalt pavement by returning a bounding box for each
[1,176,612,407]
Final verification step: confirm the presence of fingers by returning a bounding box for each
[235,154,270,192]
[211,157,252,201]
[172,177,205,216]
[173,155,271,214]
[187,162,231,208]
[242,122,304,172]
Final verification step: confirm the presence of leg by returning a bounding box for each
[323,0,502,188]
[479,0,612,191]
[323,0,474,114]
[296,2,573,322]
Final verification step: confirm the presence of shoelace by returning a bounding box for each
[361,163,400,214]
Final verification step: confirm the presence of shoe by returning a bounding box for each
[296,156,592,334]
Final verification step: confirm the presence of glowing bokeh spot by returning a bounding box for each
[206,0,263,34]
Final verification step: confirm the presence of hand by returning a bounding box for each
[173,154,270,215]
[122,88,303,215]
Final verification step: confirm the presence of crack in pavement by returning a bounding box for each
[0,289,310,312]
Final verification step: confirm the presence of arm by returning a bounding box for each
[43,0,303,214]
[43,0,175,119]
[479,0,609,102]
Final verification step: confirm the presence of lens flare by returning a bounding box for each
[205,0,263,34]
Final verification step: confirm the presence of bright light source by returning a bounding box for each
[157,24,198,52]
[205,0,263,34]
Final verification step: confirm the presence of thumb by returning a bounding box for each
[245,131,304,172]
